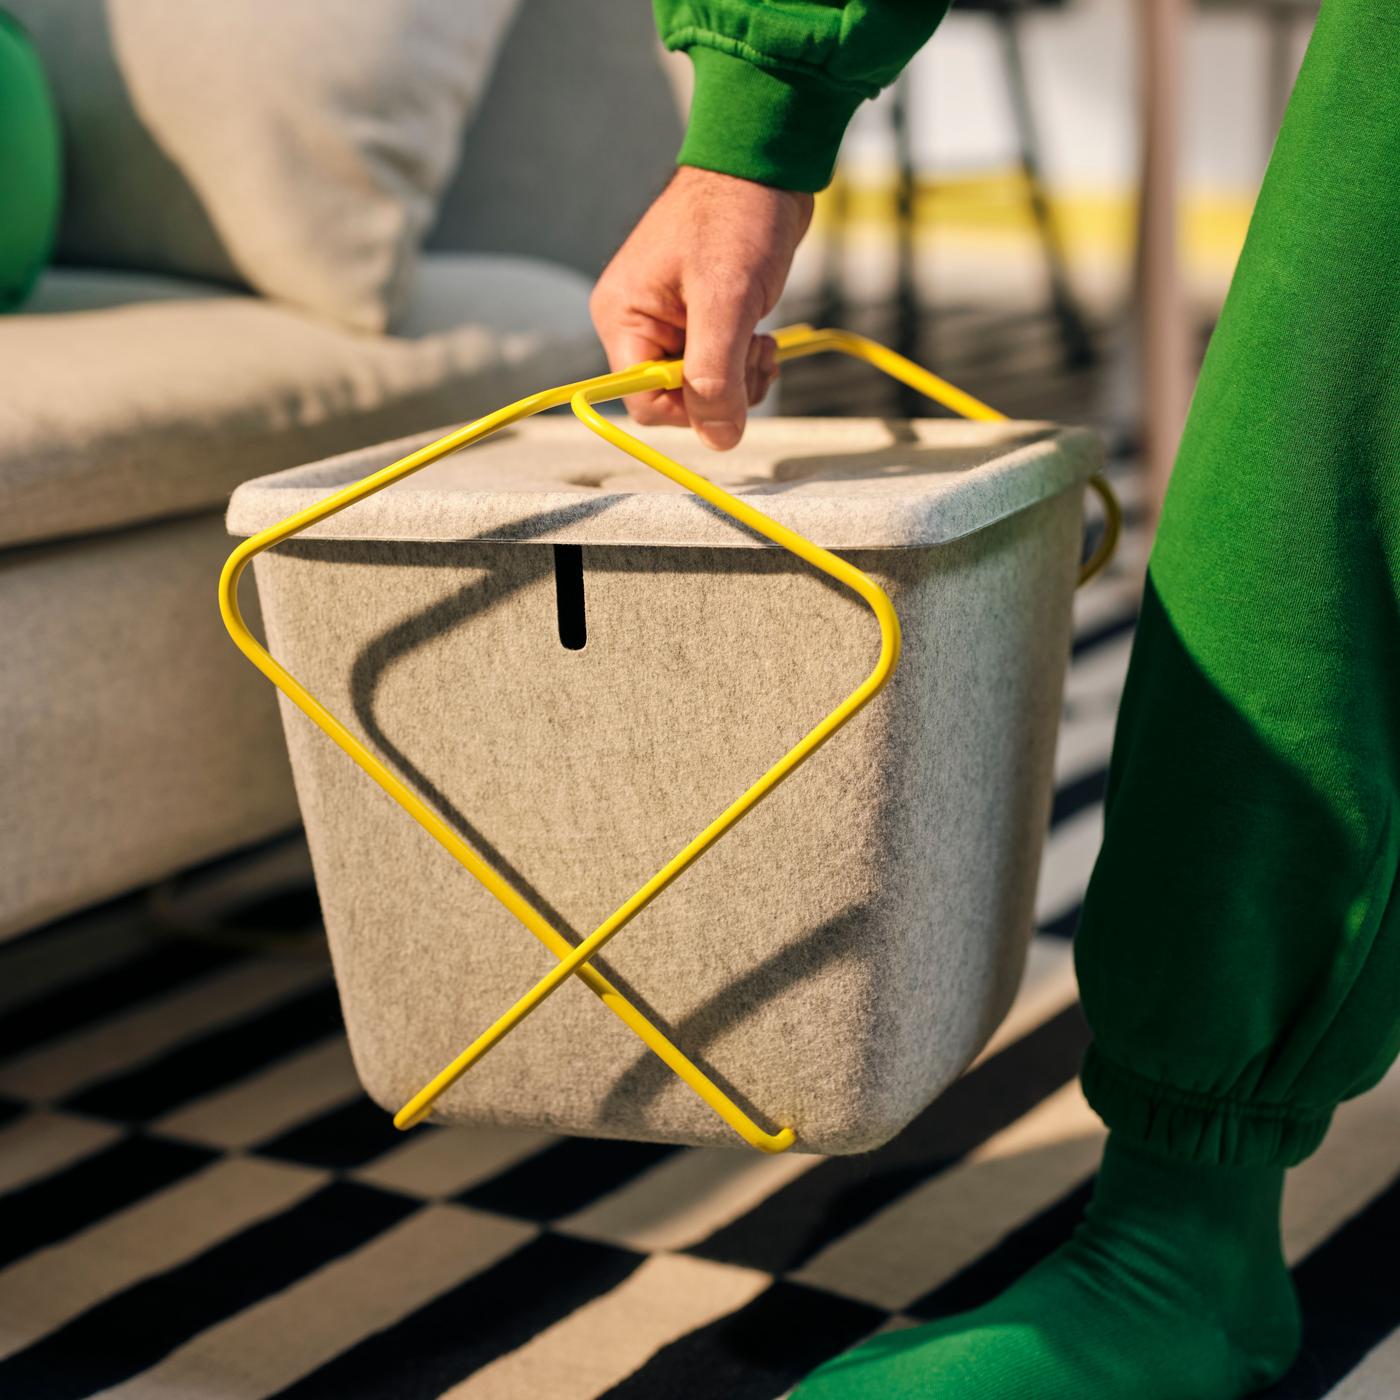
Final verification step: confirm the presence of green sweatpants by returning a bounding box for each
[1076,0,1400,1167]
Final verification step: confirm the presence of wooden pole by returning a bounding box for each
[1137,0,1192,520]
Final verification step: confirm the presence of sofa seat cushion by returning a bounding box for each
[0,253,600,549]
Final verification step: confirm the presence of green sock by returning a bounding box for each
[793,1135,1301,1400]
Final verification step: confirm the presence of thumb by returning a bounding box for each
[682,290,761,451]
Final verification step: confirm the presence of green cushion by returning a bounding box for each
[0,10,60,311]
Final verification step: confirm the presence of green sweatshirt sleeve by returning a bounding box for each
[654,1,951,193]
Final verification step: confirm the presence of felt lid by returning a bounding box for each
[227,416,1102,551]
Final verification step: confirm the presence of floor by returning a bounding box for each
[1,298,1395,1399]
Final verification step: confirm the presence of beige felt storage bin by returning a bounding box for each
[227,417,1101,1154]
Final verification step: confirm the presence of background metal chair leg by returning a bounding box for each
[890,75,925,417]
[995,5,1097,372]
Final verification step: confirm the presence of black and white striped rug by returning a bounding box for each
[1,488,1395,1400]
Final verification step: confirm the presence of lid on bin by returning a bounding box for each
[227,417,1101,551]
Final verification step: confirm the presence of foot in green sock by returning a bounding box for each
[794,1136,1301,1399]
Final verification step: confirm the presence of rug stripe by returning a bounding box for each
[557,1146,819,1254]
[269,1233,643,1400]
[62,981,342,1123]
[0,918,155,1021]
[1271,1176,1400,1399]
[1283,1062,1400,1264]
[685,1003,1090,1274]
[1048,766,1108,829]
[906,1176,1095,1319]
[1035,806,1102,927]
[0,1134,216,1270]
[154,1036,360,1150]
[0,1156,322,1363]
[441,1253,771,1400]
[1070,606,1138,660]
[0,959,329,1104]
[255,1096,405,1170]
[1324,1328,1400,1400]
[792,1081,1105,1310]
[1062,633,1133,712]
[1071,569,1140,635]
[0,941,241,1063]
[0,1109,121,1196]
[0,1180,416,1400]
[353,1124,557,1201]
[595,1280,884,1400]
[968,938,1076,1068]
[1037,902,1084,940]
[1053,705,1117,785]
[459,1137,681,1223]
[92,1206,533,1400]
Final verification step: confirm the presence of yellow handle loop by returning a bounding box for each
[219,325,1118,1153]
[768,326,1121,585]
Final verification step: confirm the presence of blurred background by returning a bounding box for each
[756,0,1316,520]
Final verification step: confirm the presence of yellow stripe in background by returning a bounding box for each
[817,170,1257,280]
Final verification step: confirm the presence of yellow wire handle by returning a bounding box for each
[219,325,1119,1153]
[769,327,1121,585]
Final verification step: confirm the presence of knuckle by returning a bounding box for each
[685,374,741,403]
[588,287,614,322]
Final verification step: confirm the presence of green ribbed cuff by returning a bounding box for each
[676,44,861,193]
[1081,1045,1334,1169]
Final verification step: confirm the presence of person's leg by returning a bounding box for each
[796,0,1400,1395]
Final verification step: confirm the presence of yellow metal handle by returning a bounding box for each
[220,325,1118,1154]
[767,327,1120,585]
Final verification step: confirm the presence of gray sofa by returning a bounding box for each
[1,0,681,938]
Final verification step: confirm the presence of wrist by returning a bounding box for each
[669,163,812,215]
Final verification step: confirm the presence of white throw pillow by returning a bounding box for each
[13,0,518,332]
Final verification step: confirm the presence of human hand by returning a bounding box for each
[590,166,814,450]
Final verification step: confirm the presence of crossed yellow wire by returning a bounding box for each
[219,325,1119,1153]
